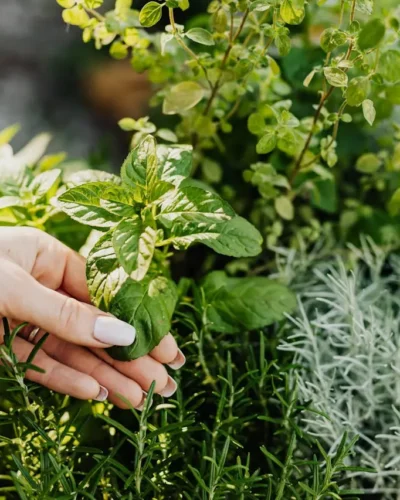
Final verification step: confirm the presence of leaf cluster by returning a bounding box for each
[57,134,267,359]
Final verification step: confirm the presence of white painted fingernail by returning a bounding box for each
[94,316,136,346]
[95,386,108,402]
[160,376,177,398]
[168,349,186,371]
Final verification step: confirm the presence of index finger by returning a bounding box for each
[34,230,90,303]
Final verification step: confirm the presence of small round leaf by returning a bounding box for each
[139,1,163,28]
[320,28,347,53]
[323,67,348,88]
[186,28,215,46]
[163,82,205,115]
[275,196,294,220]
[358,18,385,51]
[256,134,277,155]
[362,99,376,126]
[346,77,370,107]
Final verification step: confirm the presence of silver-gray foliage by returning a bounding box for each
[278,239,400,497]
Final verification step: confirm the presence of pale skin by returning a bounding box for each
[0,227,185,409]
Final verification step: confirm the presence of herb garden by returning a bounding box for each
[1,0,400,497]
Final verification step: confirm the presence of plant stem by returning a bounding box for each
[350,0,357,22]
[168,8,213,89]
[223,36,273,123]
[275,433,296,500]
[204,9,249,116]
[84,7,104,21]
[290,85,335,184]
[299,99,347,170]
[290,0,357,183]
[338,0,345,28]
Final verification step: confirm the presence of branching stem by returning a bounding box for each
[204,9,249,116]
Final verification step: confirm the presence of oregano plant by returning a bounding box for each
[55,0,400,252]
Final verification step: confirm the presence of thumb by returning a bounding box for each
[0,261,135,348]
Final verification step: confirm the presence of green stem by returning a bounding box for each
[203,9,250,116]
[290,85,335,184]
[168,8,213,89]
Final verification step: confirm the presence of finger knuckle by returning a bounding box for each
[58,296,78,332]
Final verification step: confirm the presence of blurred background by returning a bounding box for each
[1,1,102,157]
[0,0,207,167]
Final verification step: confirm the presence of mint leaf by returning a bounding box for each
[113,217,157,281]
[0,196,23,210]
[121,135,157,191]
[200,271,296,333]
[86,231,128,310]
[203,217,263,257]
[108,276,178,360]
[157,186,235,227]
[58,182,120,228]
[65,169,121,188]
[170,217,262,257]
[29,169,62,202]
[156,143,193,186]
[100,185,139,217]
[0,164,30,196]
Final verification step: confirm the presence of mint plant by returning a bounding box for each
[57,135,292,361]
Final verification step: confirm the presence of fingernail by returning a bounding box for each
[94,316,136,346]
[168,349,186,371]
[95,386,108,402]
[136,392,147,412]
[160,376,177,398]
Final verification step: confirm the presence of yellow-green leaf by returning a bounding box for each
[62,6,90,26]
[186,28,215,46]
[362,99,376,126]
[110,41,129,59]
[118,118,137,131]
[0,124,20,147]
[275,195,294,220]
[57,0,75,8]
[163,82,205,115]
[280,0,305,25]
[38,153,67,172]
[356,153,381,173]
[139,1,163,28]
[178,0,189,10]
[115,0,132,14]
[323,67,348,87]
[256,133,277,154]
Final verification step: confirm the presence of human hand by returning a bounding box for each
[0,227,185,409]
